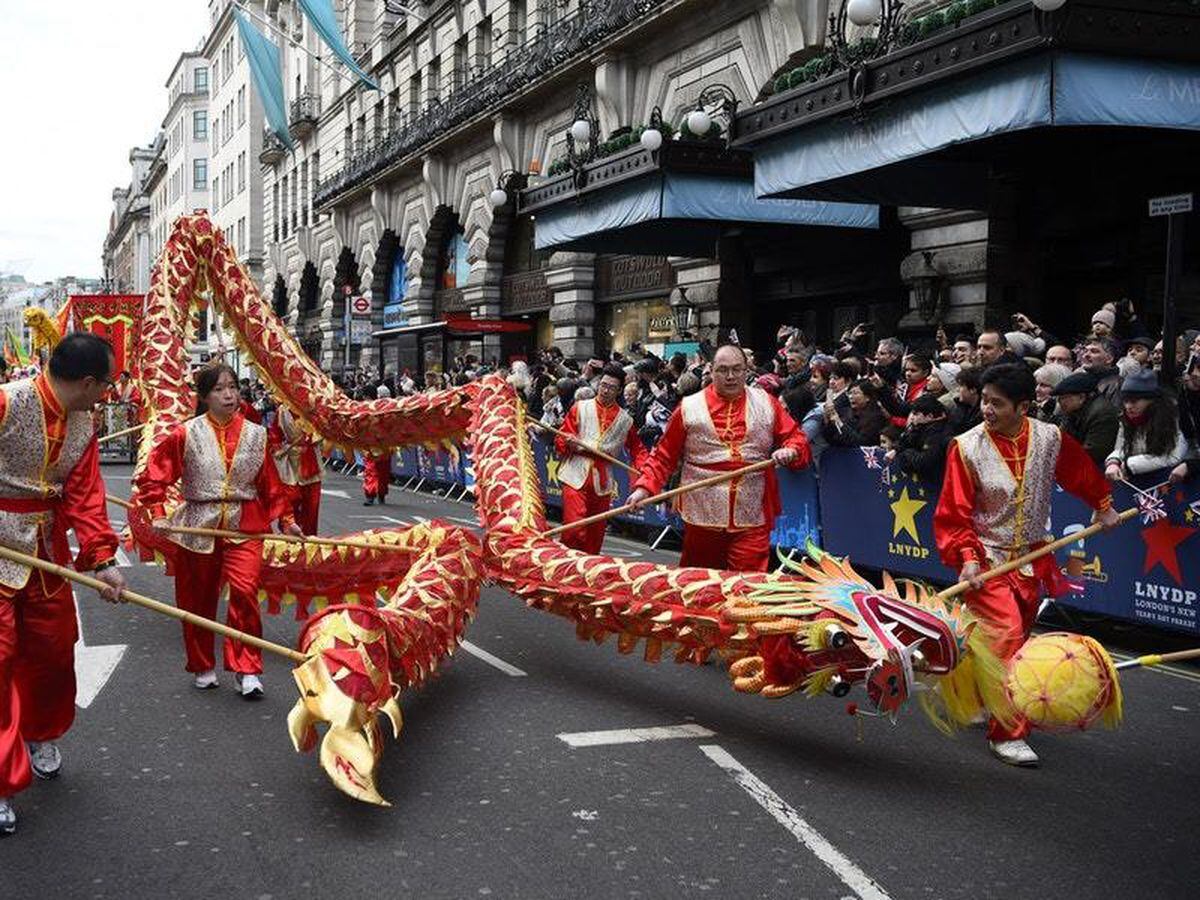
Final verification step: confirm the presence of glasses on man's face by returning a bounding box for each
[713,366,746,378]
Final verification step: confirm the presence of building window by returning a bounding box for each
[299,160,309,227]
[237,151,246,193]
[476,17,492,72]
[193,110,208,141]
[281,174,289,240]
[194,66,208,92]
[211,117,219,152]
[237,87,246,126]
[212,175,220,212]
[453,34,468,91]
[513,0,527,45]
[193,158,208,190]
[409,72,422,116]
[237,217,246,251]
[290,172,298,233]
[272,182,279,242]
[212,59,219,87]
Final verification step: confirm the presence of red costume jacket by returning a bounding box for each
[634,385,811,530]
[0,375,117,596]
[554,399,648,496]
[136,411,295,537]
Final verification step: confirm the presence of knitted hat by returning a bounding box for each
[1052,372,1099,397]
[1120,368,1161,399]
[1005,331,1041,357]
[1091,308,1116,329]
[931,363,960,393]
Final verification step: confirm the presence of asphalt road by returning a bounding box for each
[4,465,1199,899]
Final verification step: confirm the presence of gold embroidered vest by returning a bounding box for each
[955,419,1061,567]
[556,398,633,497]
[274,407,323,486]
[0,379,95,589]
[167,415,267,553]
[679,387,775,528]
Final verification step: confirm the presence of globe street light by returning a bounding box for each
[570,117,592,144]
[1032,0,1067,10]
[846,0,881,27]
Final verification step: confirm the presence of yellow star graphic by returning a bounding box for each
[546,458,560,486]
[890,486,928,543]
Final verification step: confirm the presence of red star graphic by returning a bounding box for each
[1140,518,1197,585]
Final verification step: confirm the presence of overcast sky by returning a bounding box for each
[0,1,211,283]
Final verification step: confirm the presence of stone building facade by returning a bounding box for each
[257,0,1011,375]
[102,143,157,295]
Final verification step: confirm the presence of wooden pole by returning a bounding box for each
[97,422,144,445]
[106,494,133,510]
[933,507,1139,603]
[154,522,412,554]
[528,418,638,475]
[540,458,776,540]
[1115,646,1200,671]
[0,543,306,663]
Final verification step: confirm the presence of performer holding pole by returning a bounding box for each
[269,405,324,534]
[933,364,1120,768]
[0,333,126,836]
[135,364,303,699]
[555,363,648,554]
[626,345,811,571]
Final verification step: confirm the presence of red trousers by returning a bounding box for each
[964,571,1039,741]
[561,484,613,555]
[679,524,772,572]
[291,482,321,535]
[363,454,391,500]
[0,570,76,796]
[173,540,263,675]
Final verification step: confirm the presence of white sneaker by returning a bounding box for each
[0,797,15,835]
[193,669,219,690]
[235,673,264,699]
[28,741,61,780]
[989,739,1039,767]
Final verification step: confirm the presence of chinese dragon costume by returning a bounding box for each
[111,214,1120,805]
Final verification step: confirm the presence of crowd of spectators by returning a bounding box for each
[346,298,1198,492]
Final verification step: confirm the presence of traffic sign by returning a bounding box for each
[1149,193,1193,217]
[350,319,373,345]
[351,295,371,316]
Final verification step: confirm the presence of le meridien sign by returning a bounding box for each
[1149,193,1193,217]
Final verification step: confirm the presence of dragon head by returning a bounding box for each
[725,544,1006,727]
[287,606,403,806]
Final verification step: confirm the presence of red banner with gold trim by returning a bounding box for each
[69,294,143,376]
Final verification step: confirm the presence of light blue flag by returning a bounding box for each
[298,0,380,91]
[234,9,295,152]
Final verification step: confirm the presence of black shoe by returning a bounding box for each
[363,497,375,506]
[378,496,386,505]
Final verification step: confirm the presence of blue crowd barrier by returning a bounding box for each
[818,446,1200,636]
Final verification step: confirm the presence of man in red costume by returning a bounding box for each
[934,363,1119,768]
[555,363,648,554]
[269,405,324,534]
[627,345,811,571]
[0,333,126,836]
[362,452,392,506]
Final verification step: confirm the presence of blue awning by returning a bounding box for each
[753,52,1200,205]
[533,171,878,255]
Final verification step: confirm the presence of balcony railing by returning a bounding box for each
[289,93,320,140]
[259,128,286,165]
[315,0,669,209]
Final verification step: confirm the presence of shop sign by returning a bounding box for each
[596,255,674,300]
[383,303,408,329]
[1149,193,1193,217]
[501,271,551,314]
[647,312,675,338]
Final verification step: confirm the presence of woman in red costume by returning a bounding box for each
[136,364,302,699]
[268,405,324,534]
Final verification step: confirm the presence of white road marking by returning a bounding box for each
[72,593,127,709]
[557,723,715,748]
[460,640,527,677]
[115,547,133,568]
[700,745,892,900]
[320,488,351,499]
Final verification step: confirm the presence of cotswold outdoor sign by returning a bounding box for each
[1149,193,1193,217]
[596,255,674,301]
